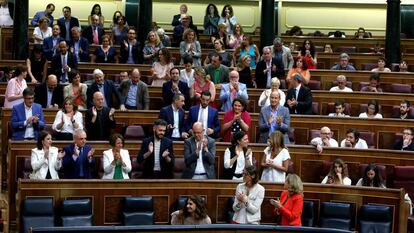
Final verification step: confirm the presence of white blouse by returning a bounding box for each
[52,110,84,134]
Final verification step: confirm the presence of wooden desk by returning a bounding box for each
[17,179,407,232]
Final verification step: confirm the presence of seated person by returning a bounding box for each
[232,165,265,224]
[360,73,383,93]
[356,163,385,188]
[330,53,356,71]
[260,131,290,183]
[219,70,248,112]
[102,133,132,179]
[324,44,333,53]
[393,127,414,151]
[392,100,413,119]
[371,57,391,72]
[222,98,251,142]
[329,75,353,92]
[398,60,409,72]
[136,119,174,179]
[91,35,117,63]
[171,195,211,225]
[52,97,84,140]
[328,101,350,117]
[286,57,310,85]
[355,27,371,39]
[321,159,351,185]
[30,130,64,179]
[159,94,187,140]
[62,129,96,179]
[285,73,313,115]
[258,90,290,144]
[11,88,45,140]
[182,122,216,179]
[85,92,116,141]
[340,128,368,149]
[359,99,383,119]
[223,131,253,180]
[34,74,63,108]
[310,126,338,154]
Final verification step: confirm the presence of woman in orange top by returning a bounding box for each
[286,56,311,86]
[270,173,304,226]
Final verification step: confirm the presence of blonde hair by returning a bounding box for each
[270,78,280,88]
[237,54,251,70]
[286,174,304,196]
[183,28,197,42]
[146,31,161,46]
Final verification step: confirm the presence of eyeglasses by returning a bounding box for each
[403,132,412,135]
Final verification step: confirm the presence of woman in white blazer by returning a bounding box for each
[232,165,265,224]
[30,131,64,179]
[102,134,132,179]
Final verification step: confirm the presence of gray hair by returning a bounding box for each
[273,37,283,45]
[339,53,350,60]
[93,69,104,77]
[71,26,81,33]
[336,75,347,82]
[73,129,86,140]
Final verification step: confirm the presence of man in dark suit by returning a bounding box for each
[394,128,414,151]
[87,69,122,109]
[173,14,198,43]
[85,92,116,141]
[255,47,285,88]
[34,74,63,108]
[69,26,89,62]
[43,24,64,60]
[284,73,313,115]
[185,90,220,138]
[182,122,216,179]
[82,14,105,45]
[171,4,194,27]
[50,40,78,83]
[57,6,80,42]
[137,119,174,179]
[162,67,190,110]
[204,53,229,84]
[392,100,414,120]
[62,129,96,179]
[119,68,149,110]
[11,88,45,140]
[159,93,187,140]
[119,28,143,64]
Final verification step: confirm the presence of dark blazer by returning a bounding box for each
[162,80,190,109]
[43,36,64,60]
[255,58,285,88]
[284,85,313,115]
[69,37,90,62]
[7,2,14,19]
[159,105,185,139]
[50,52,78,82]
[57,17,80,41]
[82,25,105,45]
[87,80,122,109]
[85,106,116,141]
[119,40,143,64]
[185,105,220,137]
[62,143,96,179]
[34,83,64,108]
[136,136,174,179]
[171,14,194,26]
[393,140,414,151]
[119,80,149,110]
[11,103,45,140]
[182,136,216,179]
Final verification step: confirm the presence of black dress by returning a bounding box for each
[27,57,46,83]
[238,67,254,88]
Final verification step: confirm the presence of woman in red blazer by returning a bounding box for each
[270,173,304,226]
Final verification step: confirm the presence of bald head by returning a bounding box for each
[320,126,332,140]
[47,75,58,90]
[192,122,205,141]
[93,91,104,109]
[229,70,239,84]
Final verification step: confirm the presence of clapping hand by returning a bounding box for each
[162,149,169,158]
[148,142,154,154]
[87,148,95,159]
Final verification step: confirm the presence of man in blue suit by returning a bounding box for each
[159,93,187,140]
[11,88,45,140]
[43,24,64,60]
[137,119,175,179]
[162,67,190,110]
[219,70,248,112]
[185,90,220,138]
[62,129,96,179]
[69,27,89,62]
[258,90,291,144]
[86,69,123,109]
[57,6,79,42]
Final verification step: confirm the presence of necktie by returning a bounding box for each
[78,147,84,177]
[295,88,299,100]
[199,107,205,124]
[62,55,67,83]
[93,27,99,45]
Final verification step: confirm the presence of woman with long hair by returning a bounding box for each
[143,30,164,65]
[171,195,211,225]
[321,158,352,185]
[204,39,231,67]
[52,97,84,140]
[102,134,132,179]
[356,163,385,188]
[179,28,202,67]
[234,35,260,69]
[218,4,238,34]
[112,15,128,46]
[151,47,174,86]
[190,67,216,106]
[26,45,47,83]
[224,131,253,180]
[261,131,290,183]
[88,4,104,26]
[229,24,244,49]
[203,3,219,35]
[300,39,317,69]
[4,65,28,108]
[286,56,311,85]
[63,70,87,110]
[359,99,383,118]
[270,174,304,226]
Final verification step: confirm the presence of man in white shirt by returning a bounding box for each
[340,128,368,149]
[329,75,353,92]
[310,126,339,154]
[182,122,216,179]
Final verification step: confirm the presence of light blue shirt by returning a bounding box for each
[125,83,137,107]
[24,104,34,138]
[219,82,249,112]
[47,88,53,107]
[98,84,107,107]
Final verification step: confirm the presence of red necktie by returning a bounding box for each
[93,28,99,45]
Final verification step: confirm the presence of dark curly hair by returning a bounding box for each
[177,195,208,223]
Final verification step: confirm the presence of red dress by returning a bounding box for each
[274,190,303,226]
[192,80,217,108]
[222,110,251,142]
[302,55,316,70]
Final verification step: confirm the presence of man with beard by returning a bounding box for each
[392,100,413,119]
[340,128,368,149]
[162,67,190,110]
[137,119,174,178]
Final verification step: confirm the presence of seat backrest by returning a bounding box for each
[123,196,154,225]
[61,199,93,227]
[359,82,369,91]
[390,83,412,93]
[312,102,319,115]
[334,46,357,53]
[392,166,414,200]
[362,63,377,71]
[124,125,145,140]
[307,80,321,90]
[174,196,188,211]
[358,205,392,233]
[320,202,352,230]
[359,131,376,149]
[173,157,185,179]
[302,200,317,227]
[22,197,55,233]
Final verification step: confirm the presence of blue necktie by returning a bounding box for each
[78,147,84,177]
